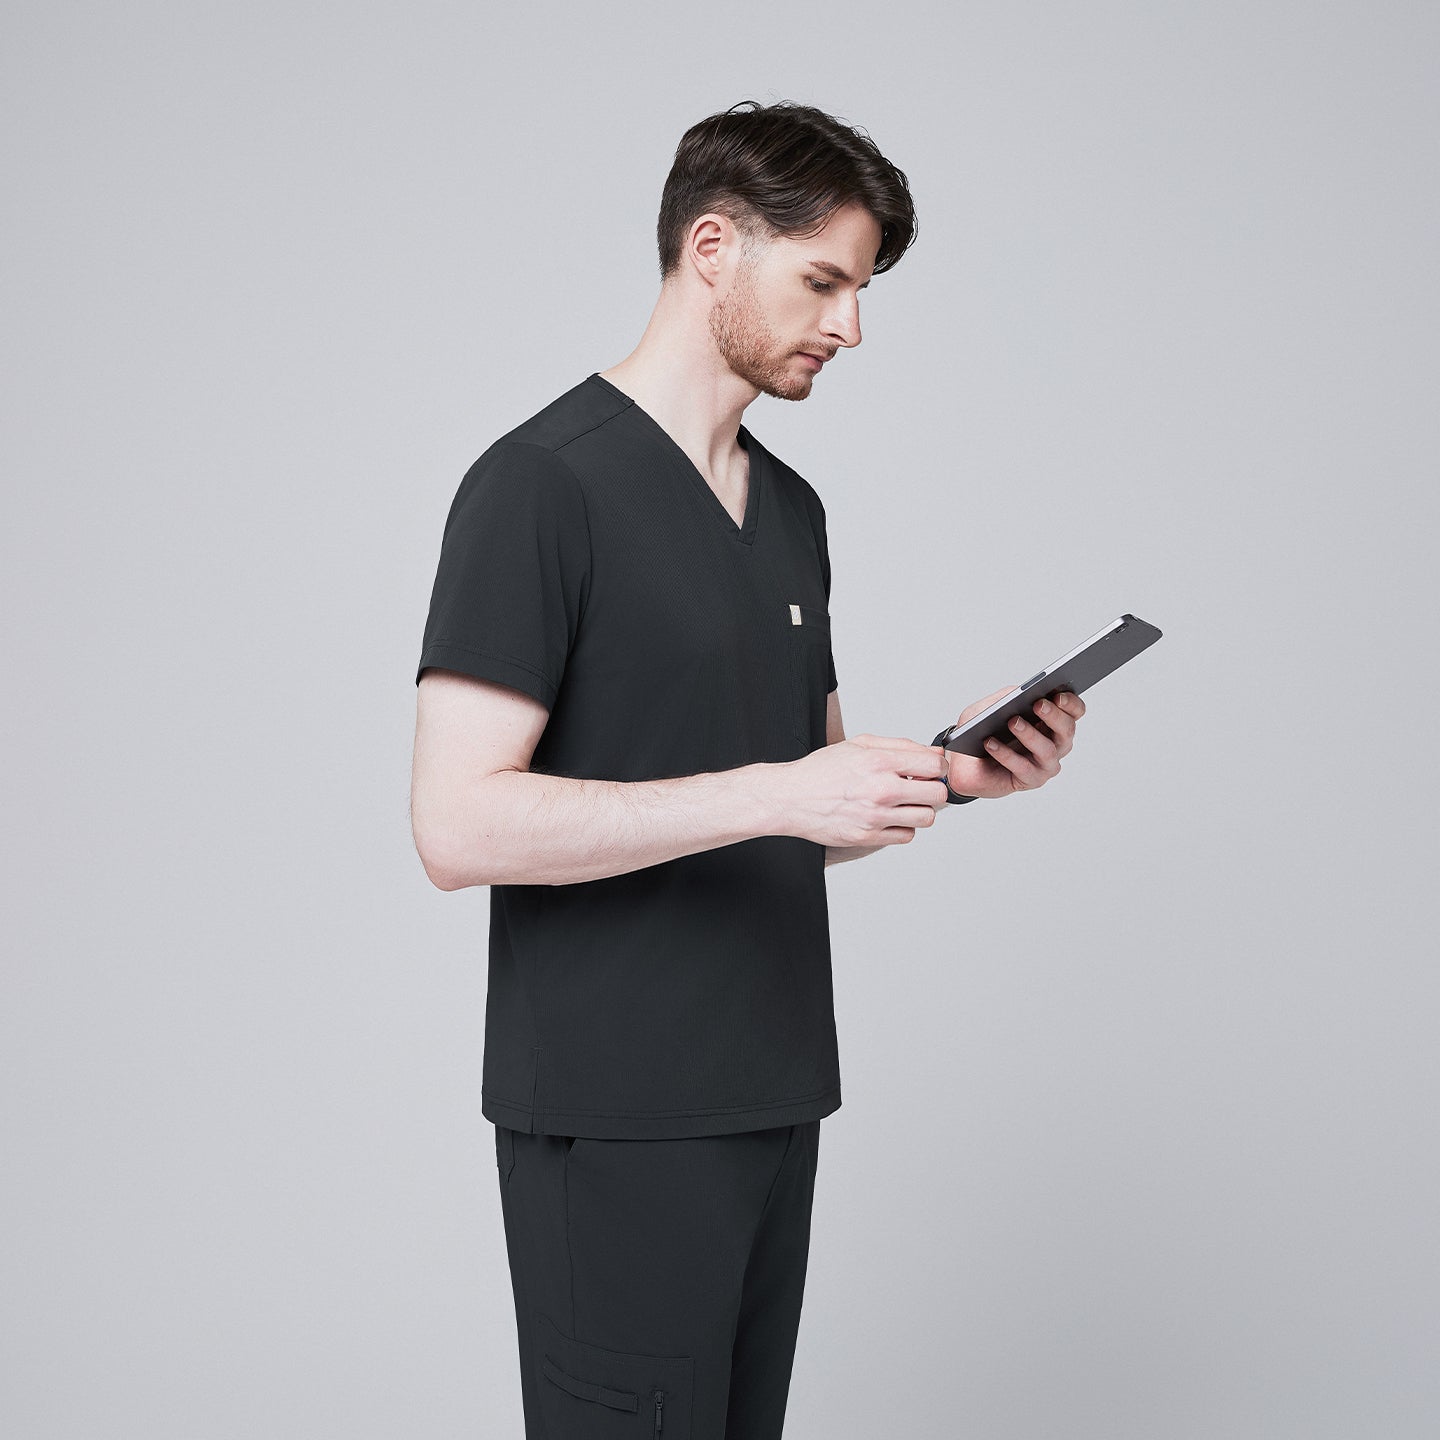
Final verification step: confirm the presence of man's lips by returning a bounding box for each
[798,352,828,370]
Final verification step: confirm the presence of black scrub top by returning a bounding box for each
[417,372,841,1138]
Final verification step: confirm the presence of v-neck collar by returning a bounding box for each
[588,372,762,546]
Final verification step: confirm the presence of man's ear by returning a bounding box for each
[682,213,731,289]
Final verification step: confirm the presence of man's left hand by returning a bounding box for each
[940,687,1086,800]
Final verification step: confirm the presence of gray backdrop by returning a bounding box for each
[4,2,1437,1436]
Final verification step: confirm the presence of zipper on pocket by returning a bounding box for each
[653,1388,665,1433]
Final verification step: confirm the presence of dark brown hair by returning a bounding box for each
[656,99,918,282]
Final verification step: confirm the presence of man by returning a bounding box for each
[411,99,1084,1439]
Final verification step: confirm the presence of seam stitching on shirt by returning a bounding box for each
[495,439,595,632]
[482,1084,839,1119]
[426,640,555,691]
[538,442,595,630]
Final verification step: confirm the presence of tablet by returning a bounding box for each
[932,614,1163,759]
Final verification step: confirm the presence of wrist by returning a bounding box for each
[744,761,795,838]
[932,733,978,806]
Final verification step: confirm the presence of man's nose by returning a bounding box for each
[826,300,862,349]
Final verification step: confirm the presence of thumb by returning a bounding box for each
[957,684,1021,726]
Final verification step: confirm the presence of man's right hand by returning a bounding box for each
[774,735,951,849]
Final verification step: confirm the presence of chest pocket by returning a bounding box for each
[786,603,832,752]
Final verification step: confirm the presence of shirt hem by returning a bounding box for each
[482,1083,841,1139]
[416,643,557,708]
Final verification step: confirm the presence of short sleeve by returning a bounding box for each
[816,500,837,695]
[415,441,591,709]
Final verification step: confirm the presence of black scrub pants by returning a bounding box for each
[495,1119,822,1439]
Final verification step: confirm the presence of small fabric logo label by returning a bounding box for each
[789,604,802,625]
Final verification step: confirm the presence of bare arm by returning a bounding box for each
[411,670,795,889]
[412,670,950,889]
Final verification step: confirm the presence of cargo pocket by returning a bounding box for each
[534,1309,693,1437]
[786,603,832,751]
[494,1124,515,1181]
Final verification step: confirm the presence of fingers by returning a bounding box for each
[903,746,951,781]
[1009,713,1060,770]
[1030,696,1075,756]
[851,732,943,760]
[852,734,951,780]
[884,742,952,807]
[898,764,952,811]
[845,734,951,811]
[982,714,1059,789]
[1026,692,1086,753]
[981,732,1049,788]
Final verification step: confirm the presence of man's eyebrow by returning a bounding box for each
[806,259,870,290]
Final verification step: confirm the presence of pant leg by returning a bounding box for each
[494,1121,818,1439]
[723,1120,821,1440]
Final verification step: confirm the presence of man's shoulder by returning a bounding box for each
[452,375,628,503]
[490,374,629,459]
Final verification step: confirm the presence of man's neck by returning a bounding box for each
[600,322,756,487]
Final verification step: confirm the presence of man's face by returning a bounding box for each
[707,200,882,401]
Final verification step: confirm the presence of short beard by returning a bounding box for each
[707,253,813,402]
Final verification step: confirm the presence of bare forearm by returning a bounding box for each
[430,762,788,888]
[824,844,885,867]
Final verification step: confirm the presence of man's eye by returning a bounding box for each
[807,278,832,292]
